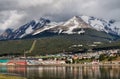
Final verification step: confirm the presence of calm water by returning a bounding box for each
[0,65,120,79]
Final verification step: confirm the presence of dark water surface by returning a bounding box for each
[0,65,120,79]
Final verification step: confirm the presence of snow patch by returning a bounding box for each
[64,21,79,34]
[33,25,57,35]
[58,29,63,34]
[25,26,33,34]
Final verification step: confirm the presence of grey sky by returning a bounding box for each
[0,0,120,32]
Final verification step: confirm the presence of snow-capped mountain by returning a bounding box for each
[47,15,120,35]
[0,15,120,40]
[0,18,50,40]
[80,15,119,35]
[49,16,91,34]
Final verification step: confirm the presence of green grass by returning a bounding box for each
[0,74,26,79]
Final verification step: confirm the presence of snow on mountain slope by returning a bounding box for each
[26,25,33,34]
[48,16,91,34]
[32,23,58,35]
[0,15,120,40]
[63,16,82,34]
[81,15,109,31]
[0,18,50,39]
[80,15,119,35]
[63,16,90,28]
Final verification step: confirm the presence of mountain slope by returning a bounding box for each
[0,15,120,40]
[0,18,50,40]
[80,15,118,35]
[0,35,120,56]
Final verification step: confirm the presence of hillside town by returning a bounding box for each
[0,48,120,66]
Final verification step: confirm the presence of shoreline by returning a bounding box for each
[1,63,120,67]
[38,63,120,66]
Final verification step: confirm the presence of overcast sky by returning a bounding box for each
[0,0,120,32]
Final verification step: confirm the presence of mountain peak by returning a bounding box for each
[0,15,119,40]
[68,16,82,22]
[71,16,80,19]
[39,17,50,23]
[62,16,91,30]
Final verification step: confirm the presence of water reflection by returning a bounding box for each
[0,66,26,76]
[0,65,120,79]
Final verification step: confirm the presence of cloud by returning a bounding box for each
[17,0,54,8]
[0,0,120,32]
[0,10,25,30]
